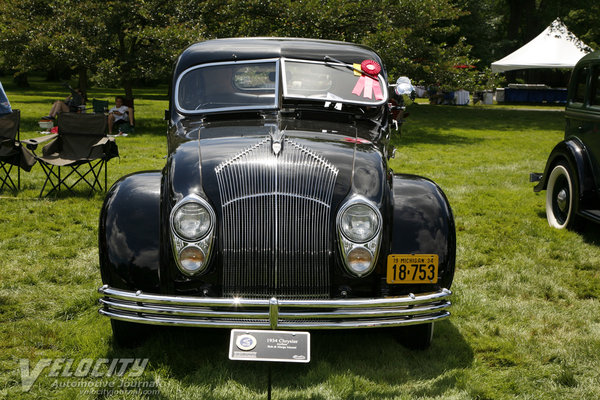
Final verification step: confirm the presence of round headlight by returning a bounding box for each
[340,203,380,242]
[173,202,212,240]
[179,246,206,274]
[346,247,373,276]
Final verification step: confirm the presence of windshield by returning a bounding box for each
[175,57,387,114]
[282,58,387,106]
[176,59,279,114]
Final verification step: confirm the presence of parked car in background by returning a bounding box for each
[532,51,600,229]
[97,38,456,350]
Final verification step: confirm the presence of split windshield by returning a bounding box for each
[175,58,387,114]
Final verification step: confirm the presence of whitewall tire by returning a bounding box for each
[546,162,577,229]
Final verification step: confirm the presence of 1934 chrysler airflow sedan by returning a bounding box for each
[98,38,456,349]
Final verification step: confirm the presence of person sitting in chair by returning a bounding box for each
[42,85,84,120]
[108,96,134,134]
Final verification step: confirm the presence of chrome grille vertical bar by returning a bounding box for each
[216,137,338,299]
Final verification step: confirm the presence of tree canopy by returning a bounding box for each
[0,0,596,95]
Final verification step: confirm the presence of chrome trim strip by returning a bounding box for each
[99,309,450,329]
[98,286,452,329]
[99,286,451,308]
[100,298,450,319]
[220,192,332,208]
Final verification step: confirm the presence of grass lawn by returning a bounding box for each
[1,79,600,399]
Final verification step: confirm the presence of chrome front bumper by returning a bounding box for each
[98,285,452,329]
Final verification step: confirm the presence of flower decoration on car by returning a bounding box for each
[352,59,384,101]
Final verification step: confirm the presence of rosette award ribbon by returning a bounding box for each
[352,59,384,100]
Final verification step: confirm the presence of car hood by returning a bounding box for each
[169,119,387,211]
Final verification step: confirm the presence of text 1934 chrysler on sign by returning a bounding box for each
[97,38,456,350]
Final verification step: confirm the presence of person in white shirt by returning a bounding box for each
[108,96,133,134]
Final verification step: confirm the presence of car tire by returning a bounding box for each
[546,161,578,229]
[394,322,434,350]
[110,319,152,348]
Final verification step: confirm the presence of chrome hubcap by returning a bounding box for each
[556,189,568,212]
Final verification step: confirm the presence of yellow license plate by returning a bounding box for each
[387,254,439,284]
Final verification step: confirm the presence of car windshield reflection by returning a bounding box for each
[176,59,279,114]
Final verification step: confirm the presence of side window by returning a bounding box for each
[572,66,589,103]
[591,66,600,106]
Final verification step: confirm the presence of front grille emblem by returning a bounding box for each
[270,127,284,156]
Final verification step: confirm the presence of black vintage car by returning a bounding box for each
[533,51,600,229]
[98,38,455,349]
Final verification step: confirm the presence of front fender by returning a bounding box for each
[389,174,456,290]
[533,138,596,209]
[99,171,162,292]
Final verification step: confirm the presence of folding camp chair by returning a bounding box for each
[92,99,108,114]
[24,112,118,197]
[0,110,36,191]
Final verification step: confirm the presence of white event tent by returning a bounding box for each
[491,18,593,73]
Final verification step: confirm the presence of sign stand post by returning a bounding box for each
[229,329,311,398]
[267,364,272,400]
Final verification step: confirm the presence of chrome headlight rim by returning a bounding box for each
[336,196,383,278]
[336,197,382,244]
[170,194,216,277]
[170,194,216,242]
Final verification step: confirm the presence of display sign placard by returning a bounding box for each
[229,329,310,363]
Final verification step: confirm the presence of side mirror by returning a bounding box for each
[388,84,400,101]
[392,77,416,102]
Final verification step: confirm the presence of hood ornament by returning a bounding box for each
[269,126,285,156]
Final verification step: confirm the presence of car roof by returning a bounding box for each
[174,37,386,77]
[577,50,600,65]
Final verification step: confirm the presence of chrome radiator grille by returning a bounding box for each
[215,137,338,299]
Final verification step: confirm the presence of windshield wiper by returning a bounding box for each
[323,56,363,75]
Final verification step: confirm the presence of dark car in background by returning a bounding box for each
[97,38,456,350]
[533,51,600,229]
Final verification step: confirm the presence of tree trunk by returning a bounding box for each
[117,32,135,99]
[506,0,537,47]
[46,68,61,81]
[78,67,89,100]
[506,0,522,45]
[124,80,134,99]
[13,72,29,88]
[522,0,539,42]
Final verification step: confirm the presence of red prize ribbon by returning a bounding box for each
[352,60,384,100]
